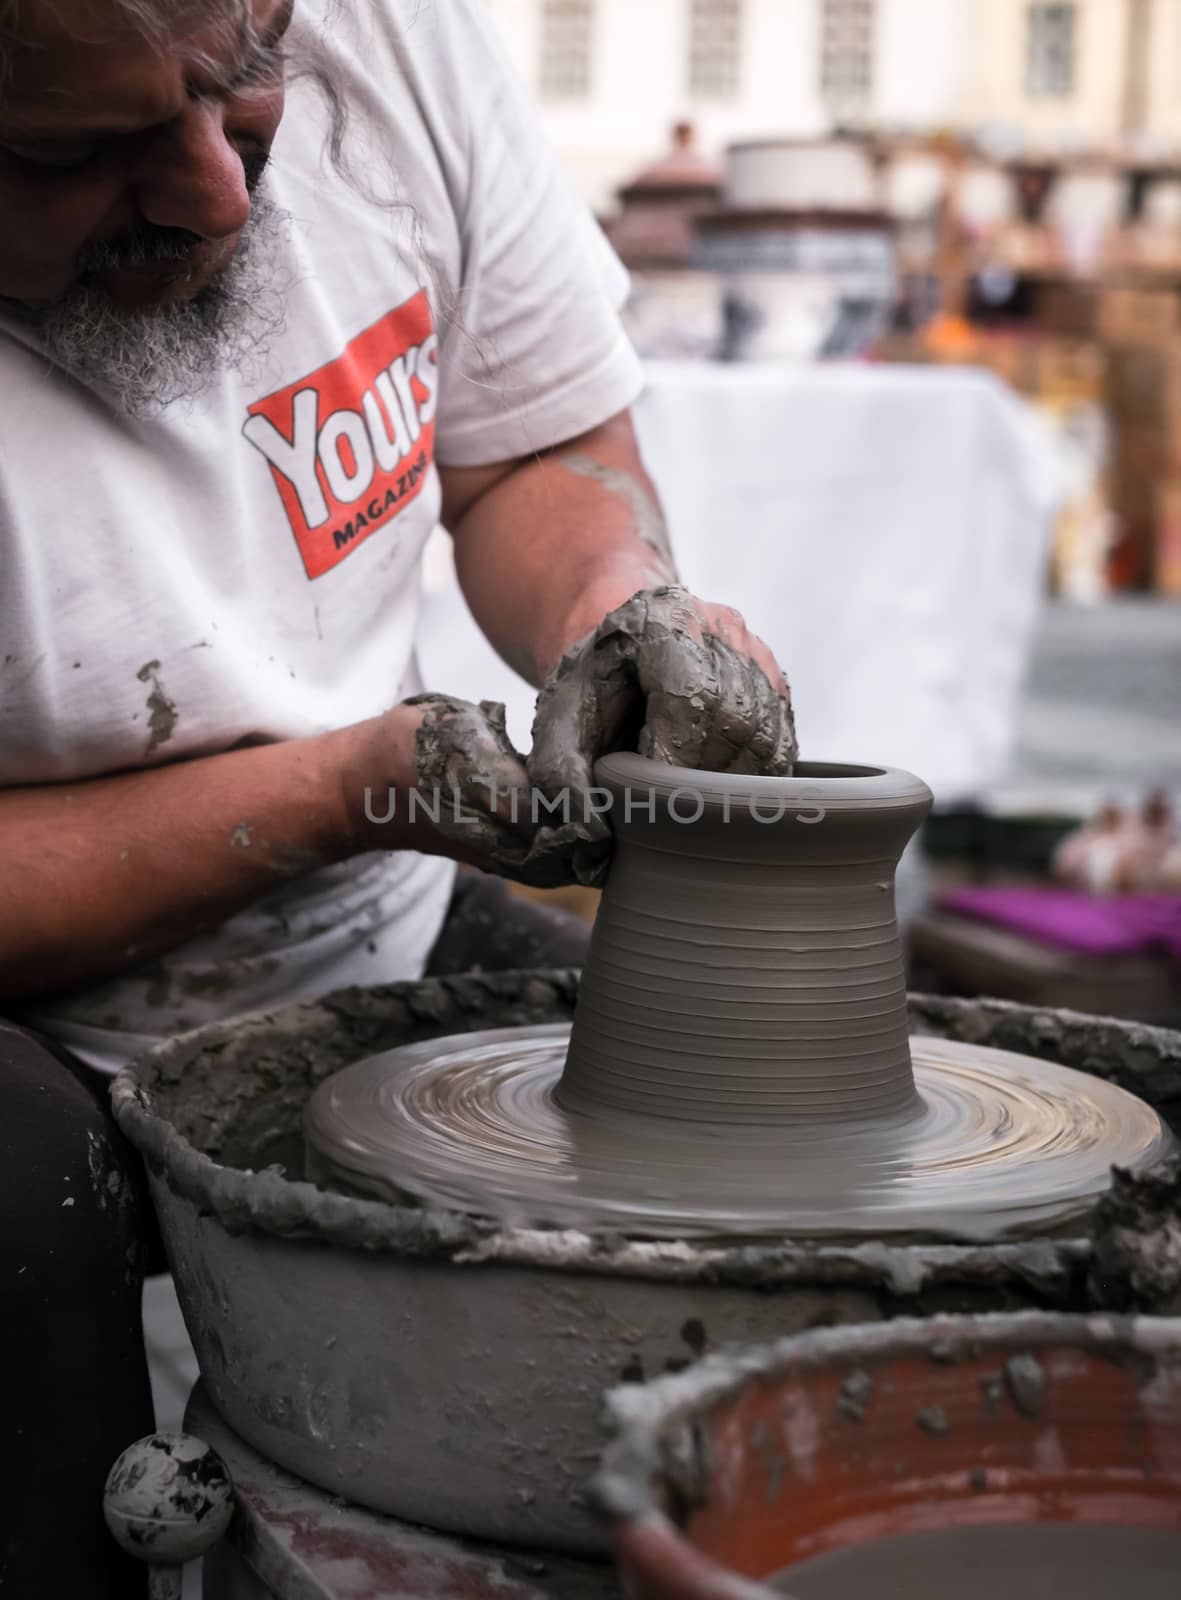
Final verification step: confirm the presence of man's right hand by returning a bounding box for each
[348,695,596,889]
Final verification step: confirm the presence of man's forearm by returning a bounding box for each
[447,412,679,685]
[0,709,426,1004]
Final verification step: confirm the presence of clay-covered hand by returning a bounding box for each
[527,586,797,886]
[407,694,595,889]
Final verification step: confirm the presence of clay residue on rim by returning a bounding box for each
[1088,1157,1181,1314]
[111,974,1179,1294]
[590,1309,1181,1524]
[910,993,1181,1129]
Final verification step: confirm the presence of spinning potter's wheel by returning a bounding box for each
[304,1024,1171,1239]
[306,759,1175,1242]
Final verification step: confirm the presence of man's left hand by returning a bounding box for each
[526,585,797,885]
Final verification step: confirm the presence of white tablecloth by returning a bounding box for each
[419,362,1060,804]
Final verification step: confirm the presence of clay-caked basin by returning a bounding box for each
[112,977,1181,1551]
[597,1311,1181,1599]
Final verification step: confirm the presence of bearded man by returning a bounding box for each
[0,0,794,1588]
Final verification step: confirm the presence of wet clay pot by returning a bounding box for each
[598,1312,1181,1600]
[113,975,1181,1551]
[560,757,932,1127]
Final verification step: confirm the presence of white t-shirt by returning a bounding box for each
[1,0,643,1072]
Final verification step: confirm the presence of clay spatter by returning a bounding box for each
[136,659,178,756]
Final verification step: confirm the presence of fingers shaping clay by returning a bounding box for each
[305,758,1175,1242]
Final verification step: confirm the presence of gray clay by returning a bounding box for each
[1088,1158,1181,1313]
[113,978,1181,1551]
[771,1524,1181,1600]
[304,758,1174,1241]
[302,1024,1171,1240]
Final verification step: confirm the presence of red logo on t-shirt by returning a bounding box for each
[243,290,439,580]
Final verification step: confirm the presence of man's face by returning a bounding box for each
[0,0,292,310]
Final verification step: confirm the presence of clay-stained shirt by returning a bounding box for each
[0,0,642,1070]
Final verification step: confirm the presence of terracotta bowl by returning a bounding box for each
[595,1311,1181,1599]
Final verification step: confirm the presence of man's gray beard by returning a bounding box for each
[26,190,289,418]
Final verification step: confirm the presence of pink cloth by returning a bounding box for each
[939,887,1181,969]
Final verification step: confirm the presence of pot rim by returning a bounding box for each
[594,754,933,813]
[592,1308,1181,1524]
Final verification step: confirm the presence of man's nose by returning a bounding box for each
[132,100,251,241]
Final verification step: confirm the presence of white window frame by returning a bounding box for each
[539,0,595,102]
[688,0,745,103]
[819,0,876,121]
[1026,1,1077,98]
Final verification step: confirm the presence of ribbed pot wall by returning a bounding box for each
[557,757,933,1127]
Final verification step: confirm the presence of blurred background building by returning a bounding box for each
[486,0,1181,211]
[486,0,959,210]
[478,0,1181,604]
[421,0,1181,1024]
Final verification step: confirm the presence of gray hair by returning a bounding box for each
[0,0,354,179]
[0,0,266,72]
[0,1,456,408]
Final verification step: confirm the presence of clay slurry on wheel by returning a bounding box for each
[302,1026,1169,1239]
[304,758,1176,1241]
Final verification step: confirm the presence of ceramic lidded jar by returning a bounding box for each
[557,755,934,1128]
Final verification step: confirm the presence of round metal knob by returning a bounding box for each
[104,1433,233,1597]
